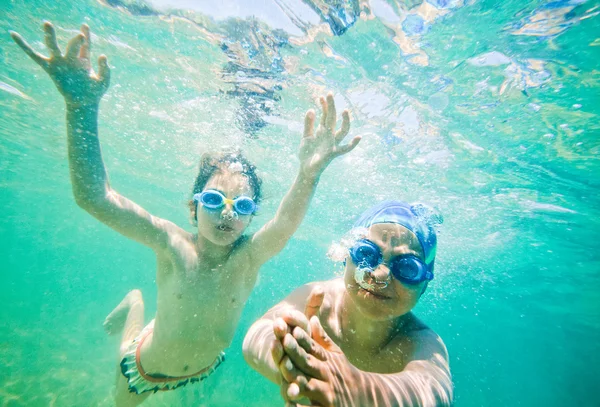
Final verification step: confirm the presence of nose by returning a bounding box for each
[221,203,237,220]
[368,264,391,286]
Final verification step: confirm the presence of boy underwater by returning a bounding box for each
[243,201,453,406]
[10,22,361,406]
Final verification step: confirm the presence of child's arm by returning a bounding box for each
[11,23,176,250]
[247,94,361,267]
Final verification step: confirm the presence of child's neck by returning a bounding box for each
[195,234,235,265]
[340,291,410,353]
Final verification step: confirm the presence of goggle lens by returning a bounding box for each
[390,257,424,282]
[234,197,256,215]
[201,192,224,208]
[354,245,380,268]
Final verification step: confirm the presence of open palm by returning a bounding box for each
[10,22,110,106]
[299,93,361,179]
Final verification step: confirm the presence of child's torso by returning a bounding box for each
[141,233,257,375]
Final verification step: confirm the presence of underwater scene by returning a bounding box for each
[1,0,599,406]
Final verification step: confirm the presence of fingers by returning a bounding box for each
[310,315,342,353]
[286,382,302,401]
[325,93,336,132]
[271,338,285,366]
[10,31,49,68]
[280,380,295,405]
[65,33,84,60]
[297,378,332,407]
[79,24,91,63]
[334,110,351,143]
[43,22,61,58]
[283,334,326,380]
[304,285,324,319]
[279,355,308,384]
[319,97,327,127]
[274,317,291,340]
[293,326,327,361]
[286,376,331,407]
[281,310,311,334]
[98,54,110,86]
[334,135,361,158]
[303,109,315,139]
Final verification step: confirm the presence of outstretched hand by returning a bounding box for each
[10,21,110,106]
[298,93,361,180]
[272,287,356,407]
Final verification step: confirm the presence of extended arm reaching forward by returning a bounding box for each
[243,284,453,407]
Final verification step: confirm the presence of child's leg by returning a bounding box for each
[104,289,144,338]
[105,290,151,407]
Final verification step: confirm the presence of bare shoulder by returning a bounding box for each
[154,220,197,262]
[391,315,450,373]
[160,219,193,247]
[374,319,454,406]
[397,317,453,404]
[163,218,192,237]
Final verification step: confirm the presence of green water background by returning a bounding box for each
[1,0,599,405]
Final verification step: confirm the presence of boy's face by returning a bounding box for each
[343,223,427,321]
[195,170,254,246]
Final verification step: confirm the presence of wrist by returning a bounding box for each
[66,100,100,110]
[298,169,321,185]
[64,92,102,110]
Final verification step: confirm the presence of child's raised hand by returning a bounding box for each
[10,22,110,107]
[298,93,361,179]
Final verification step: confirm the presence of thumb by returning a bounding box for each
[304,285,324,319]
[310,315,341,353]
[334,135,361,157]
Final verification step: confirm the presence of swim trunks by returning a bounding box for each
[120,320,225,394]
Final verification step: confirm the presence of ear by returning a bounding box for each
[188,200,197,223]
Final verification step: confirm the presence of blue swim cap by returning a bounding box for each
[352,201,442,268]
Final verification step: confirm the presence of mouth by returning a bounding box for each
[355,279,392,299]
[358,286,391,300]
[216,224,235,232]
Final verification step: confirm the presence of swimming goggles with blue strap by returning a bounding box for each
[349,239,433,285]
[193,190,257,216]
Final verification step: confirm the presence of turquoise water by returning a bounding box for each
[1,0,599,405]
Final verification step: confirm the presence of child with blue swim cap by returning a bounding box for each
[349,200,442,294]
[244,201,452,406]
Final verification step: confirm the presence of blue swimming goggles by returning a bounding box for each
[349,239,433,285]
[193,190,257,216]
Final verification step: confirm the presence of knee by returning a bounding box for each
[128,289,143,300]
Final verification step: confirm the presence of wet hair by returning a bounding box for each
[191,150,262,204]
